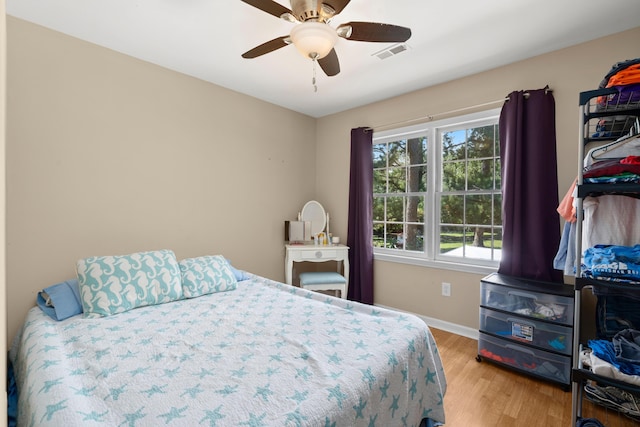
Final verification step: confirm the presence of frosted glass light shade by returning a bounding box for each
[290,22,338,59]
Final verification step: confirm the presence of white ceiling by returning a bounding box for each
[7,0,640,118]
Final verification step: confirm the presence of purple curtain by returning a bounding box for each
[499,88,563,283]
[347,127,374,304]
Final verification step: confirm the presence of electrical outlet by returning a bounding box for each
[441,282,451,297]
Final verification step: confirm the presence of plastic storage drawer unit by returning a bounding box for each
[478,273,574,389]
[479,307,572,355]
[480,278,574,326]
[478,332,571,385]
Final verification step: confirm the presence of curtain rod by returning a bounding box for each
[366,87,552,133]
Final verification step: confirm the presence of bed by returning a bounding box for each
[9,251,447,426]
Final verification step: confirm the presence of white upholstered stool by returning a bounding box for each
[299,272,348,299]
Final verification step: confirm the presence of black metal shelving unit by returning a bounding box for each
[571,86,640,425]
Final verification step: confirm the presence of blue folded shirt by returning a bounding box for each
[37,279,83,321]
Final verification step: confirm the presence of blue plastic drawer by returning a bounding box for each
[479,307,572,355]
[480,281,574,326]
[478,332,571,385]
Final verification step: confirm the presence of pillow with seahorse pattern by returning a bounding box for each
[76,249,183,318]
[179,255,238,298]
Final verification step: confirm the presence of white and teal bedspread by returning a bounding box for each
[10,274,446,426]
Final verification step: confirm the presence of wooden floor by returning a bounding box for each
[431,328,639,427]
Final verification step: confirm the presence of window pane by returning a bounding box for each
[495,158,502,189]
[442,161,465,191]
[467,226,501,261]
[488,227,502,250]
[388,141,407,167]
[493,193,502,226]
[388,167,406,193]
[406,196,424,223]
[373,223,386,248]
[467,125,495,158]
[439,225,466,254]
[387,197,404,221]
[407,165,427,192]
[465,194,493,226]
[465,194,493,253]
[442,130,466,161]
[373,143,388,168]
[373,197,385,221]
[441,195,463,225]
[405,224,424,251]
[387,223,404,249]
[467,159,494,190]
[373,169,387,193]
[407,137,427,192]
[407,137,426,165]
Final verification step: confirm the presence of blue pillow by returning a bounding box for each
[179,255,238,298]
[37,279,83,321]
[226,258,251,281]
[76,249,183,318]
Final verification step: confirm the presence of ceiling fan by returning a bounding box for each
[240,0,412,77]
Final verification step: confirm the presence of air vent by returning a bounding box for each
[372,43,409,60]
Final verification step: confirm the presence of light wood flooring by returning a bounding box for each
[430,328,639,427]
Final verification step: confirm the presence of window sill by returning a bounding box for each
[374,251,498,276]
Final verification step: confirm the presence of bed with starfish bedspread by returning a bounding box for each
[9,263,446,426]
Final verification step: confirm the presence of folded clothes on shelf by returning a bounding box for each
[582,244,640,283]
[599,58,640,89]
[583,156,640,184]
[581,348,640,387]
[613,328,640,364]
[596,58,640,109]
[589,334,640,377]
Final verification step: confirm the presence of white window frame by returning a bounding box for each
[372,108,501,275]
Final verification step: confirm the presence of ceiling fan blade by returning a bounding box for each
[242,36,290,59]
[240,0,293,19]
[338,21,412,43]
[318,48,340,76]
[323,0,351,15]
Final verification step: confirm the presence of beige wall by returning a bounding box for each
[316,27,640,334]
[6,15,640,344]
[6,16,317,343]
[1,0,8,421]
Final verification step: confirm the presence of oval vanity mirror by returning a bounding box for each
[301,200,326,236]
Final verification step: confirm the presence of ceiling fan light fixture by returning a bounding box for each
[336,25,352,39]
[290,22,338,60]
[280,12,298,23]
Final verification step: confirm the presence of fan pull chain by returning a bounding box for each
[312,58,318,93]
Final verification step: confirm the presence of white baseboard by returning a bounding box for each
[375,303,479,341]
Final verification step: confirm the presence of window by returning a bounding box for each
[372,109,502,273]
